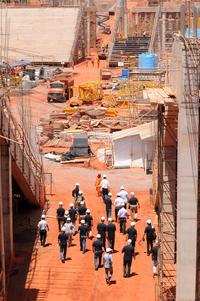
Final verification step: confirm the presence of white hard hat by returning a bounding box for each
[106,248,112,253]
[130,192,135,195]
[103,175,107,178]
[146,219,152,224]
[70,203,74,207]
[76,182,80,186]
[86,209,90,213]
[97,234,101,239]
[120,186,124,190]
[128,239,132,245]
[131,221,136,226]
[67,217,71,221]
[41,214,46,219]
[101,216,105,221]
[108,217,112,222]
[81,220,85,224]
[79,190,83,195]
[117,193,120,197]
[59,201,63,206]
[80,201,84,205]
[61,226,66,231]
[108,192,112,196]
[65,210,69,215]
[121,202,125,207]
[155,240,159,245]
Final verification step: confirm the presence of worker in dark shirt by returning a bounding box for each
[92,234,103,270]
[122,239,134,277]
[97,216,107,251]
[126,221,137,253]
[72,182,80,205]
[128,192,140,221]
[104,192,112,220]
[85,209,93,238]
[142,219,156,256]
[68,203,77,227]
[78,201,87,223]
[78,220,88,254]
[56,202,65,231]
[107,217,116,250]
[58,226,68,263]
[152,240,159,276]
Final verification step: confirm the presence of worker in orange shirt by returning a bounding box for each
[95,173,102,197]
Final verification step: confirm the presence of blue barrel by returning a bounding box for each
[138,53,158,70]
[121,69,129,78]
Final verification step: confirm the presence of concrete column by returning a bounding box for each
[161,13,166,56]
[0,144,13,265]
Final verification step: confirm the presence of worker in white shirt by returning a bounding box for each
[37,215,49,246]
[114,193,124,222]
[117,186,128,208]
[100,175,110,201]
[118,203,128,234]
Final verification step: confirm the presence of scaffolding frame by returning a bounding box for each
[157,103,178,301]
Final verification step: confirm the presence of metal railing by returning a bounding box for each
[0,94,45,206]
[148,6,161,53]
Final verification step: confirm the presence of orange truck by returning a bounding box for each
[47,74,74,103]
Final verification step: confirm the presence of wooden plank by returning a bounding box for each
[60,158,90,164]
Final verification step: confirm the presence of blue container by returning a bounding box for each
[121,69,129,78]
[185,28,200,38]
[138,53,158,70]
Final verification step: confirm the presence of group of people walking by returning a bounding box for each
[37,175,159,285]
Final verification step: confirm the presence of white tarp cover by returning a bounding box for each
[112,121,156,168]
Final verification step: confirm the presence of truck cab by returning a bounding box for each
[47,81,66,102]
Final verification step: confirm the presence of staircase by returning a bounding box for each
[109,37,150,67]
[0,94,45,207]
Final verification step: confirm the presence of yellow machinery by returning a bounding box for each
[78,82,103,104]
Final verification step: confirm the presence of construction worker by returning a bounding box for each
[114,193,124,222]
[69,203,77,228]
[103,248,113,285]
[152,240,159,276]
[128,192,140,221]
[118,203,128,234]
[56,202,65,231]
[104,192,112,220]
[100,175,110,201]
[78,220,88,254]
[78,201,87,223]
[85,209,93,238]
[58,226,68,263]
[142,219,156,256]
[63,217,75,247]
[117,186,128,208]
[37,214,49,247]
[107,217,116,250]
[126,222,137,253]
[63,210,69,224]
[122,239,134,278]
[72,183,80,205]
[95,173,102,197]
[97,216,107,251]
[92,234,103,270]
[77,191,85,208]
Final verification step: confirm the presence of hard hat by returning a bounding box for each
[70,203,74,207]
[121,202,125,207]
[80,201,84,205]
[120,186,124,190]
[128,239,132,245]
[76,182,80,186]
[146,219,152,224]
[81,220,85,224]
[41,214,46,219]
[155,240,158,245]
[101,216,105,221]
[103,175,107,178]
[61,226,66,231]
[86,209,90,213]
[108,192,112,196]
[59,201,63,206]
[130,192,135,195]
[97,234,101,239]
[65,210,69,215]
[117,193,120,197]
[131,221,136,226]
[108,217,112,222]
[67,217,71,222]
[106,248,112,253]
[79,190,83,195]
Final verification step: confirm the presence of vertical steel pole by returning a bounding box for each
[8,148,13,259]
